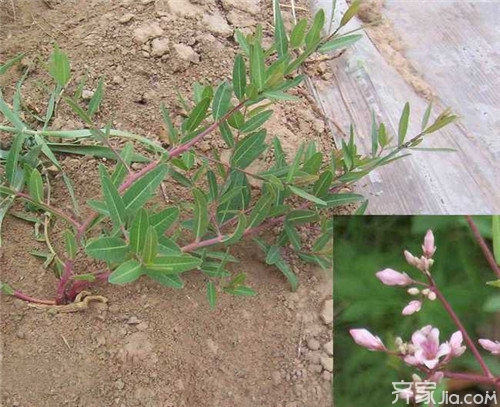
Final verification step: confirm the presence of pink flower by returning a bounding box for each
[402,300,422,315]
[350,328,386,351]
[376,268,413,286]
[404,250,420,268]
[448,331,466,357]
[422,230,436,258]
[404,325,450,369]
[478,339,500,355]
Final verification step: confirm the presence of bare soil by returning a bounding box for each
[0,0,334,406]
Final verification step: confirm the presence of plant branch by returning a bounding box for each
[12,291,55,305]
[443,371,499,387]
[431,279,493,378]
[15,192,81,229]
[55,260,74,304]
[465,215,500,278]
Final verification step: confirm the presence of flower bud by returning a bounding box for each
[422,230,437,258]
[376,268,413,286]
[349,328,386,351]
[404,250,421,268]
[449,331,466,357]
[407,287,420,296]
[427,291,437,301]
[478,338,500,355]
[402,300,422,315]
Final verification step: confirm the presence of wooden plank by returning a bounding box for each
[308,0,500,214]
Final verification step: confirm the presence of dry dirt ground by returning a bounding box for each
[0,0,334,406]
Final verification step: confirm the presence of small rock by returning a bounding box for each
[305,350,321,364]
[151,37,170,57]
[118,13,135,24]
[226,10,256,27]
[320,356,333,372]
[133,21,164,44]
[323,340,333,356]
[47,165,59,173]
[322,371,332,382]
[141,0,154,4]
[166,0,203,18]
[221,0,260,15]
[115,379,125,390]
[173,43,200,64]
[306,337,320,351]
[108,304,120,314]
[112,75,124,85]
[320,299,333,325]
[127,316,141,325]
[16,329,26,340]
[271,371,281,385]
[202,13,233,37]
[136,322,148,331]
[96,335,106,346]
[81,89,94,100]
[308,363,322,373]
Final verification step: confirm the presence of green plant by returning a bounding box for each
[0,3,455,308]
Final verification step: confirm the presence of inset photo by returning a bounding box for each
[334,216,500,406]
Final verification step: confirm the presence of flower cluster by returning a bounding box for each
[376,230,438,316]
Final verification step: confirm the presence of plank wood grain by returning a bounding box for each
[309,0,500,214]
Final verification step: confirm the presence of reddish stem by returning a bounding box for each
[465,215,500,278]
[431,281,493,378]
[443,371,500,387]
[55,260,74,304]
[12,291,55,305]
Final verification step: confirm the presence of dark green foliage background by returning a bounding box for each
[334,216,500,406]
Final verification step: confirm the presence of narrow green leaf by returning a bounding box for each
[286,210,318,225]
[192,188,208,240]
[230,130,267,169]
[161,104,179,145]
[287,143,305,183]
[354,200,369,214]
[149,207,179,235]
[378,122,389,148]
[223,212,247,245]
[313,170,333,198]
[298,253,332,270]
[224,286,256,296]
[6,133,26,186]
[305,9,325,50]
[146,270,184,288]
[28,169,43,202]
[235,30,250,56]
[142,226,158,264]
[88,77,104,117]
[247,195,273,228]
[207,281,217,308]
[185,97,210,132]
[239,110,273,134]
[145,255,202,273]
[101,166,126,228]
[273,0,288,58]
[109,260,143,285]
[290,19,308,48]
[129,209,149,255]
[0,53,24,75]
[48,44,71,88]
[421,102,433,131]
[339,0,360,28]
[289,185,327,206]
[0,97,27,130]
[275,260,298,291]
[111,142,134,187]
[0,282,15,295]
[302,152,323,175]
[250,42,265,91]
[318,34,362,53]
[212,82,232,120]
[423,112,458,134]
[47,143,148,162]
[232,54,246,101]
[219,121,235,148]
[72,274,96,282]
[398,102,410,146]
[266,245,281,265]
[64,230,77,259]
[207,171,218,201]
[284,222,301,251]
[122,164,168,214]
[324,193,365,207]
[85,237,128,262]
